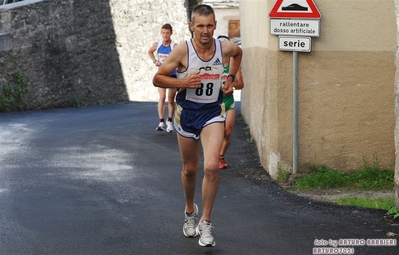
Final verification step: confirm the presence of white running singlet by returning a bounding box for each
[177,39,224,104]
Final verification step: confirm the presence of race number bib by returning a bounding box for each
[158,53,168,64]
[185,67,222,103]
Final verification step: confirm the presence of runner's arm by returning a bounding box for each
[222,42,243,95]
[148,42,158,64]
[233,66,244,90]
[153,43,201,89]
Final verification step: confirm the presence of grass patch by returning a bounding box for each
[292,165,394,191]
[289,163,397,215]
[333,197,394,211]
[277,162,291,183]
[386,206,399,219]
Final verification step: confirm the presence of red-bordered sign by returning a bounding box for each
[269,0,321,19]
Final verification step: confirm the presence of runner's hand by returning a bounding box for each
[185,71,201,88]
[223,80,234,96]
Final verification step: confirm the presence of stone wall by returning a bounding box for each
[0,0,191,111]
[109,0,191,101]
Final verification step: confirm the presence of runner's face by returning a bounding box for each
[161,29,172,42]
[190,14,216,45]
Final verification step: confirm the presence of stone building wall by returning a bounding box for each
[109,0,191,102]
[0,0,191,110]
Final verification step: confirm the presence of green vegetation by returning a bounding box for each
[246,136,254,144]
[245,124,253,143]
[334,197,394,211]
[292,165,394,191]
[0,71,28,112]
[277,162,291,183]
[386,206,399,219]
[287,161,397,217]
[334,197,399,220]
[72,99,85,108]
[240,115,254,144]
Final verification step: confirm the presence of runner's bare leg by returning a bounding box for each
[199,122,224,222]
[178,135,199,214]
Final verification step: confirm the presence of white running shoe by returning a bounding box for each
[155,122,166,131]
[166,121,174,132]
[196,220,215,247]
[183,203,198,237]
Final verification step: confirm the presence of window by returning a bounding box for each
[228,20,241,39]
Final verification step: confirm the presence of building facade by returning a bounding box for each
[239,0,396,177]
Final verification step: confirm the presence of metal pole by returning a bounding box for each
[293,51,298,174]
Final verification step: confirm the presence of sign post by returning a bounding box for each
[269,0,321,174]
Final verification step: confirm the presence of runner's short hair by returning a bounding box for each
[191,4,215,22]
[162,23,173,32]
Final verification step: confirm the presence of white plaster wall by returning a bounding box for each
[240,0,396,178]
[213,8,240,38]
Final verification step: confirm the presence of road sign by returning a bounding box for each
[269,0,321,19]
[278,36,311,52]
[269,1,321,172]
[270,19,320,37]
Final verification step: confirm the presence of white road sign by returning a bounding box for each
[278,36,311,52]
[270,19,320,37]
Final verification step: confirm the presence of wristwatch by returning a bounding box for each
[153,59,157,63]
[227,74,236,81]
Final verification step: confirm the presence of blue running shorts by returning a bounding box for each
[173,103,226,140]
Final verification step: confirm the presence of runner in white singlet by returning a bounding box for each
[173,38,225,139]
[152,4,243,248]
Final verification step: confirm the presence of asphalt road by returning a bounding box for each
[0,102,398,255]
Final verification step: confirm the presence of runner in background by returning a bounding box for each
[148,23,177,132]
[217,35,245,169]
